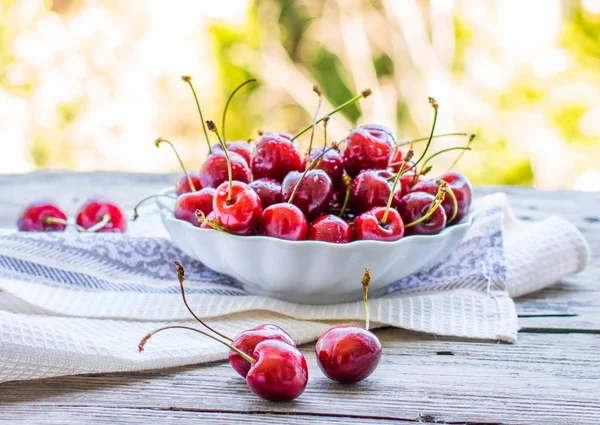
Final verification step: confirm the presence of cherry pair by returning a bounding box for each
[18,199,126,233]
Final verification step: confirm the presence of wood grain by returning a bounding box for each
[0,172,599,424]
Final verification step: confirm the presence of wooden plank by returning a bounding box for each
[1,329,598,425]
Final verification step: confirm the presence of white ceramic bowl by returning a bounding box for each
[157,189,474,304]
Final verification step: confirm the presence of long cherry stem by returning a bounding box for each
[444,184,459,223]
[207,120,233,203]
[338,174,352,218]
[86,214,111,232]
[181,76,211,154]
[409,97,439,173]
[173,261,233,341]
[291,89,372,141]
[420,147,472,176]
[405,182,448,228]
[448,133,476,172]
[138,325,256,364]
[222,79,257,144]
[155,138,196,192]
[133,194,178,220]
[306,85,323,162]
[322,116,330,149]
[398,132,470,147]
[361,268,371,330]
[44,217,86,232]
[288,145,337,204]
[381,150,414,225]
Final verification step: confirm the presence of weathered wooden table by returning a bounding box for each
[0,172,598,425]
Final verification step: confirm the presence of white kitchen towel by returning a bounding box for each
[0,193,589,383]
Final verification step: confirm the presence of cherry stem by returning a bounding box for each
[397,132,470,147]
[155,138,196,192]
[85,214,111,232]
[207,120,233,203]
[222,79,257,144]
[381,150,414,225]
[405,182,448,228]
[195,210,231,233]
[444,183,458,223]
[133,194,178,220]
[306,85,323,162]
[338,174,352,218]
[173,261,233,341]
[138,325,256,364]
[181,76,211,154]
[288,145,337,204]
[322,116,330,149]
[361,268,371,330]
[44,217,86,232]
[291,88,372,141]
[404,97,439,175]
[420,146,472,176]
[448,133,476,172]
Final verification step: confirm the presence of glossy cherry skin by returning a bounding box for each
[229,324,296,378]
[343,124,395,177]
[175,171,203,195]
[212,141,253,165]
[309,147,344,189]
[251,134,304,182]
[246,340,309,402]
[249,178,283,209]
[173,188,215,227]
[17,201,67,232]
[259,203,307,241]
[281,170,333,222]
[213,181,262,235]
[307,214,352,243]
[349,170,395,215]
[315,326,382,384]
[396,191,447,236]
[411,172,472,225]
[199,151,251,189]
[76,199,127,232]
[353,206,404,241]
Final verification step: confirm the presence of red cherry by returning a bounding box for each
[229,324,296,377]
[259,203,307,240]
[174,188,215,227]
[17,201,67,232]
[307,214,352,243]
[251,134,304,182]
[175,171,203,195]
[246,340,308,402]
[281,169,333,221]
[315,325,382,383]
[353,206,404,241]
[199,151,251,189]
[212,181,262,235]
[76,199,126,232]
[309,147,344,188]
[249,178,283,209]
[412,172,472,224]
[343,124,394,177]
[349,170,396,215]
[396,191,447,235]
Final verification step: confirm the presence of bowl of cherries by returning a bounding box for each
[140,78,476,304]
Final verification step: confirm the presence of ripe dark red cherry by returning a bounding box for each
[316,268,382,383]
[412,172,472,225]
[281,169,333,221]
[213,181,262,235]
[309,147,344,189]
[349,170,395,215]
[249,178,283,209]
[175,171,203,195]
[174,188,215,227]
[246,340,308,402]
[229,324,296,377]
[251,134,304,182]
[199,151,251,189]
[259,203,307,240]
[353,206,404,241]
[76,199,126,232]
[17,201,68,232]
[343,124,395,177]
[396,191,447,235]
[307,214,352,243]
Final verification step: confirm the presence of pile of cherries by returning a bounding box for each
[139,262,382,402]
[137,77,474,242]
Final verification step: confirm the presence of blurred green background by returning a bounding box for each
[1,0,599,190]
